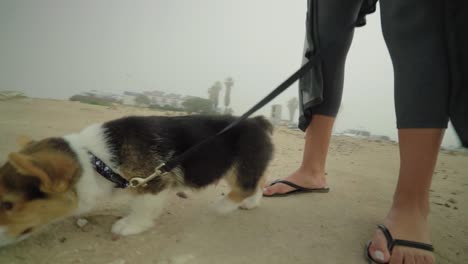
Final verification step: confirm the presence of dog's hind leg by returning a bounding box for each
[239,175,266,210]
[214,169,252,214]
[215,119,273,214]
[111,190,168,236]
[234,123,273,210]
[216,165,267,213]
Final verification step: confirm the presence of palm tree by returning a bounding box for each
[224,77,234,114]
[287,97,299,122]
[208,81,222,110]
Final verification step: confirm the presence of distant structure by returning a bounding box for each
[287,97,299,123]
[80,90,122,102]
[224,77,234,114]
[271,104,283,125]
[122,90,194,108]
[143,91,192,108]
[122,91,143,106]
[342,129,371,138]
[369,135,391,141]
[208,81,222,111]
[143,90,166,105]
[0,90,26,100]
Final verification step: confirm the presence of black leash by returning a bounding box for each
[165,59,317,170]
[154,23,359,180]
[89,58,319,189]
[89,22,359,188]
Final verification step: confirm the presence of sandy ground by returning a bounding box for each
[0,98,466,264]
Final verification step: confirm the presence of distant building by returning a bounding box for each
[271,104,282,125]
[143,90,165,106]
[369,135,391,141]
[80,90,122,102]
[122,91,143,106]
[0,90,26,100]
[122,90,195,108]
[143,90,194,108]
[343,129,371,138]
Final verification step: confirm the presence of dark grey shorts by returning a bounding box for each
[298,0,467,147]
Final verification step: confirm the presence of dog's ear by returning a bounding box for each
[16,135,33,148]
[8,152,79,193]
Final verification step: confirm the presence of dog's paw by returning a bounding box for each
[239,189,262,210]
[239,202,258,210]
[214,197,239,215]
[111,216,153,236]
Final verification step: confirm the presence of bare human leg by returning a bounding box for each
[368,129,442,264]
[263,115,334,196]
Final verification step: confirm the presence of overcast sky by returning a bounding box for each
[0,0,461,147]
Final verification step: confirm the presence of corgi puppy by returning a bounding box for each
[0,115,273,247]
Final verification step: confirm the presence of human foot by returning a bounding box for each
[367,208,435,264]
[262,169,327,196]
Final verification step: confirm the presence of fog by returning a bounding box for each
[0,0,461,147]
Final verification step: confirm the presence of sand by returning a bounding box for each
[0,98,466,264]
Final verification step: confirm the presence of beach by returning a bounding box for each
[0,98,466,264]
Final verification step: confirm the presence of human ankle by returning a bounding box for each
[291,168,326,187]
[298,165,325,178]
[389,199,430,220]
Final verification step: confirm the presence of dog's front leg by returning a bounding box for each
[111,190,168,236]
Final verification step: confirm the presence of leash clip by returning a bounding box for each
[129,163,167,188]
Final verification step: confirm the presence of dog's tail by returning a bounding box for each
[251,116,274,135]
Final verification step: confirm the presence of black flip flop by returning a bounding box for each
[262,180,330,197]
[365,224,434,264]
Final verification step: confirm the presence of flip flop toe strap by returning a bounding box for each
[377,224,394,250]
[391,239,434,252]
[377,224,434,252]
[269,180,303,190]
[367,225,434,264]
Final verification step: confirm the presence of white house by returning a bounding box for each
[80,90,122,102]
[122,90,195,109]
[143,90,191,108]
[122,91,142,106]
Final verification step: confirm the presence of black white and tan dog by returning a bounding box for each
[0,115,273,246]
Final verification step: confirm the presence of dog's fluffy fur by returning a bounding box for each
[0,115,273,246]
